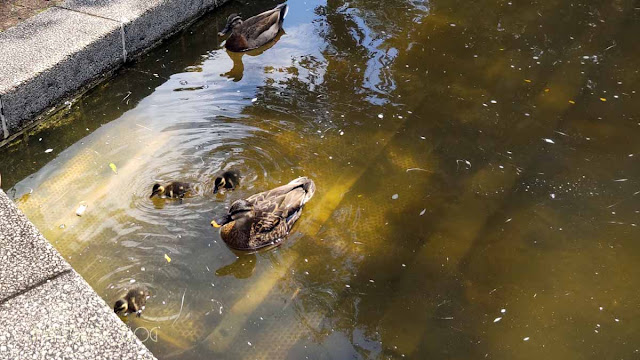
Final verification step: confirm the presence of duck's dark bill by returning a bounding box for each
[211,214,232,228]
[218,26,230,36]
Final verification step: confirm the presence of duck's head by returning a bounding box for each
[211,199,252,228]
[150,184,165,198]
[114,299,128,314]
[219,13,243,36]
[213,176,226,194]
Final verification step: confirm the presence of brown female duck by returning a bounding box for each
[211,177,315,251]
[218,3,289,52]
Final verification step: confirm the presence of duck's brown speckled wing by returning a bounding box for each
[245,187,307,249]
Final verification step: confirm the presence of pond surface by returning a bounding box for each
[1,0,639,358]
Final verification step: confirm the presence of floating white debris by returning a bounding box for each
[345,284,351,288]
[449,23,456,27]
[340,131,344,136]
[490,100,497,104]
[130,279,136,283]
[505,218,512,223]
[615,318,620,322]
[76,203,87,216]
[420,209,426,216]
[251,98,257,103]
[392,194,399,200]
[501,308,506,313]
[378,113,384,119]
[599,306,603,311]
[613,179,628,182]
[493,317,502,323]
[543,138,555,144]
[523,337,530,341]
[247,342,252,346]
[550,193,556,199]
[141,267,145,271]
[45,149,53,153]
[402,264,406,267]
[420,136,426,140]
[369,279,375,283]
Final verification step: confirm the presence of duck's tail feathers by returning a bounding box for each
[290,177,315,204]
[278,3,289,20]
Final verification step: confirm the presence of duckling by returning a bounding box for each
[218,3,289,52]
[150,182,192,199]
[211,177,315,250]
[114,287,150,317]
[213,170,241,194]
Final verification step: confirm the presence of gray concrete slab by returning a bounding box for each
[0,271,156,359]
[60,0,225,58]
[0,0,228,144]
[0,7,122,138]
[0,190,70,300]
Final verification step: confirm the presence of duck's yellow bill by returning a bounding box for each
[211,220,221,228]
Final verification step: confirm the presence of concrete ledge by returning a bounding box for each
[0,187,70,300]
[0,0,227,144]
[0,190,156,359]
[0,271,156,359]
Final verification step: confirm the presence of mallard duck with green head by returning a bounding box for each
[211,177,315,251]
[218,3,289,52]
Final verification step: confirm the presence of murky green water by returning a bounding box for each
[1,0,639,358]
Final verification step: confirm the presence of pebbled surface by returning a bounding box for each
[0,189,70,300]
[0,271,156,359]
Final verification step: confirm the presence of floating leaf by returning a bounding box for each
[600,97,607,102]
[524,79,532,83]
[109,163,118,174]
[164,254,171,263]
[568,100,575,104]
[544,88,550,93]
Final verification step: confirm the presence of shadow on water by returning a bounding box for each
[0,0,639,359]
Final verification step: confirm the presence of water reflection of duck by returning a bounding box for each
[211,177,315,251]
[221,34,282,81]
[149,182,192,199]
[114,287,150,317]
[213,170,241,194]
[218,3,289,52]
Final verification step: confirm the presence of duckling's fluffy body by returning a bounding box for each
[218,3,289,52]
[211,177,315,251]
[150,182,192,199]
[214,170,241,194]
[114,287,150,317]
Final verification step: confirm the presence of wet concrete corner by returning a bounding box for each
[0,190,156,359]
